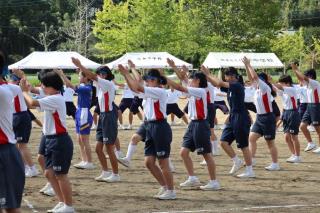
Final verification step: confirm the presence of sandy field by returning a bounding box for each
[20,96,320,213]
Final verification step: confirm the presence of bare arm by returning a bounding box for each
[291,63,308,82]
[55,69,76,90]
[165,77,188,93]
[167,58,185,80]
[72,57,98,81]
[118,65,144,93]
[20,79,40,107]
[201,65,230,88]
[242,57,258,81]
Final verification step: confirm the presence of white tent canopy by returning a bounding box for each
[106,52,193,69]
[9,51,101,70]
[203,52,284,69]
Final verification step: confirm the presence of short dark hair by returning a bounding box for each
[304,69,316,80]
[189,71,207,88]
[258,72,277,97]
[279,75,293,85]
[41,71,64,92]
[143,69,167,85]
[97,66,114,80]
[224,67,238,77]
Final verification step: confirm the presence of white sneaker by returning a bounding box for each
[214,126,220,130]
[158,190,176,200]
[118,157,130,168]
[312,147,320,154]
[116,151,125,159]
[25,167,39,178]
[153,186,166,198]
[91,124,96,130]
[277,127,284,132]
[126,125,133,130]
[95,171,112,182]
[220,124,226,130]
[73,161,86,169]
[54,204,75,213]
[236,170,255,178]
[80,162,95,169]
[229,159,243,175]
[43,187,55,196]
[252,158,257,166]
[40,183,51,193]
[308,125,316,132]
[286,155,295,162]
[200,160,207,166]
[200,181,221,191]
[103,174,121,182]
[169,161,175,173]
[305,142,317,152]
[287,156,301,163]
[180,178,201,189]
[47,202,64,213]
[265,163,280,171]
[119,125,126,130]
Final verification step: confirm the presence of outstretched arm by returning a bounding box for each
[20,78,40,107]
[242,57,258,81]
[201,65,229,88]
[72,57,98,81]
[55,69,76,90]
[167,58,185,81]
[118,65,144,93]
[165,77,188,93]
[291,63,308,82]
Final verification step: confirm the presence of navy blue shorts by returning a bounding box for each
[207,103,216,128]
[38,134,46,155]
[45,133,73,175]
[130,97,143,114]
[220,113,250,149]
[119,98,133,113]
[245,102,257,113]
[282,110,300,135]
[144,120,172,159]
[298,103,307,120]
[214,101,230,114]
[182,120,211,155]
[13,111,32,143]
[66,102,76,119]
[272,101,281,118]
[251,113,276,140]
[136,122,147,142]
[301,103,320,126]
[0,144,25,209]
[166,103,184,118]
[96,111,118,144]
[75,108,93,135]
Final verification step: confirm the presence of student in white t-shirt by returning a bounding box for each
[0,53,25,213]
[63,76,76,119]
[21,71,75,213]
[118,64,176,200]
[166,86,188,125]
[72,58,120,183]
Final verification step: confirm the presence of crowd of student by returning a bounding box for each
[1,51,320,213]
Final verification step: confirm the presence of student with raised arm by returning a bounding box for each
[118,64,176,200]
[292,64,320,153]
[202,65,255,178]
[71,58,120,182]
[243,57,280,171]
[166,60,221,189]
[272,75,301,163]
[56,69,95,170]
[20,71,74,213]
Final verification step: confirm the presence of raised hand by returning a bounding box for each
[118,64,130,75]
[242,56,250,66]
[167,58,176,67]
[128,60,136,69]
[19,78,30,92]
[200,65,210,76]
[291,63,298,71]
[71,57,82,68]
[54,69,64,77]
[12,69,25,78]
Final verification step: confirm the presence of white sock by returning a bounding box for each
[246,165,253,172]
[168,158,174,168]
[232,155,240,163]
[112,173,119,176]
[126,143,137,161]
[209,179,217,184]
[103,170,110,175]
[188,176,197,181]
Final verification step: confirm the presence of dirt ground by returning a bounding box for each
[21,96,320,213]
